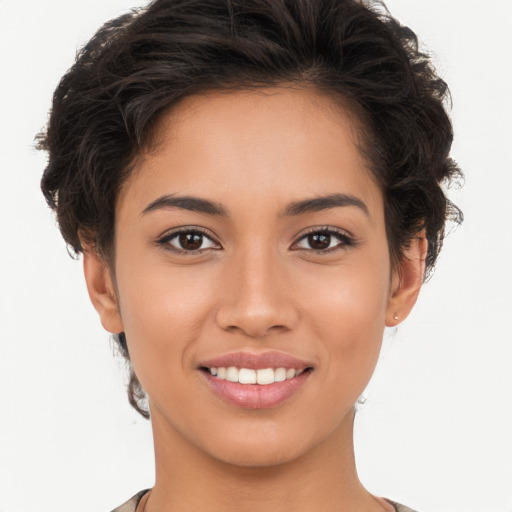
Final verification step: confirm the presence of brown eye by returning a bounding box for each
[158,229,219,253]
[294,229,352,252]
[178,232,204,250]
[307,233,331,250]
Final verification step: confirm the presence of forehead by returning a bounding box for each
[119,87,382,222]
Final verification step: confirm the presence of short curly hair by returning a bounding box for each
[38,0,462,418]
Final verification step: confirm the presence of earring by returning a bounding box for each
[393,314,399,321]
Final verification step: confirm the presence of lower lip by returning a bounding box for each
[201,370,311,409]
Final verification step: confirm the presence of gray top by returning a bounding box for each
[111,490,419,512]
[111,491,148,512]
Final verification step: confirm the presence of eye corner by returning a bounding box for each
[155,226,222,254]
[291,226,356,254]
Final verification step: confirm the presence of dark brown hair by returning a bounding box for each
[38,0,462,418]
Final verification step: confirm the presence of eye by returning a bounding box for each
[293,229,353,253]
[157,228,220,253]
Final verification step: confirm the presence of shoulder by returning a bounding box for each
[110,490,149,512]
[386,499,420,512]
[109,492,417,512]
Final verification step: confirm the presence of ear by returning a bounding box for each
[386,230,428,327]
[82,245,124,334]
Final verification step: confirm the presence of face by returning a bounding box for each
[86,87,422,468]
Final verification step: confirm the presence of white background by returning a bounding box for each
[0,0,511,511]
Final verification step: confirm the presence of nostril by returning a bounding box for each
[214,292,300,338]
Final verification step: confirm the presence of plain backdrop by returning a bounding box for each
[0,0,511,511]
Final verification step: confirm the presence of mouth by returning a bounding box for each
[200,366,312,385]
[198,352,314,409]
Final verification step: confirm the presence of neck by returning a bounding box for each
[145,407,388,512]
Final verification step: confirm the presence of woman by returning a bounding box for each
[37,0,461,510]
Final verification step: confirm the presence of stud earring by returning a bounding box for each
[393,314,399,321]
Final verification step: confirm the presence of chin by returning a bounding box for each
[200,420,327,469]
[213,441,307,469]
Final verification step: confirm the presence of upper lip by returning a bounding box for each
[199,351,313,371]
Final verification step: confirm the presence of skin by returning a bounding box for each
[83,87,426,512]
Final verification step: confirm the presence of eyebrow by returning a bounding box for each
[141,195,228,217]
[141,192,369,218]
[281,193,369,218]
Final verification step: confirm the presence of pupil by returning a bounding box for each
[179,232,203,250]
[309,233,330,250]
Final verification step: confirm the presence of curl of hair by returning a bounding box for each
[114,332,150,419]
[38,0,462,417]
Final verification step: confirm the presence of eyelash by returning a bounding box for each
[156,227,220,254]
[156,226,355,255]
[293,227,355,254]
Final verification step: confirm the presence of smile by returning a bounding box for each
[199,352,313,409]
[206,366,306,385]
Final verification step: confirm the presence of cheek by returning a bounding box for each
[300,257,391,395]
[113,258,218,388]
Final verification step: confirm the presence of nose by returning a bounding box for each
[215,248,299,339]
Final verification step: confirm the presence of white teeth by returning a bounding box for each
[226,366,239,382]
[239,368,257,384]
[256,368,275,385]
[274,367,287,382]
[209,366,306,385]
